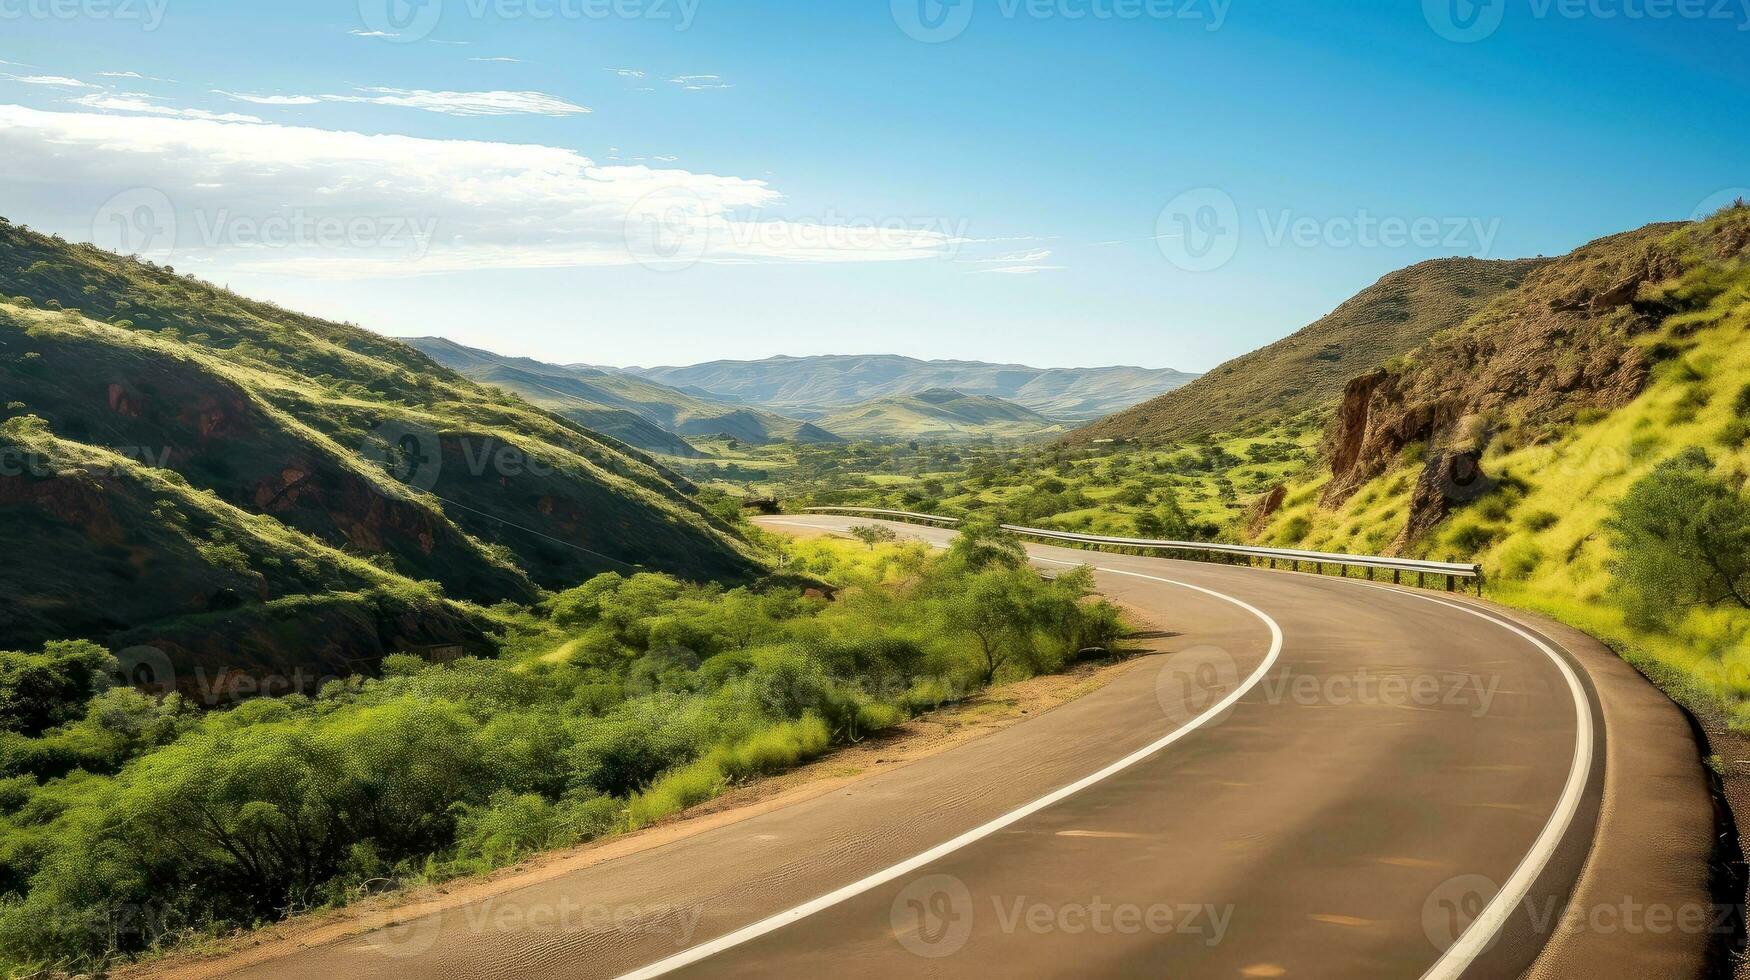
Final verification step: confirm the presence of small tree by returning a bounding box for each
[1609,448,1750,624]
[946,520,1027,572]
[849,524,899,550]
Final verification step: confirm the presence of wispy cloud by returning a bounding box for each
[669,74,731,91]
[216,88,589,117]
[470,56,528,63]
[2,74,97,89]
[0,105,966,276]
[98,70,175,82]
[216,91,322,106]
[328,88,589,117]
[348,29,398,39]
[68,92,263,123]
[605,68,646,78]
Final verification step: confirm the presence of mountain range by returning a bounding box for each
[407,338,842,456]
[817,387,1067,442]
[616,354,1199,421]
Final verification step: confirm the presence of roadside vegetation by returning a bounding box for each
[683,413,1323,540]
[0,526,1120,975]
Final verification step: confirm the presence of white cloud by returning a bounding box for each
[216,88,588,117]
[470,57,528,63]
[348,29,399,38]
[2,74,97,89]
[216,91,323,106]
[98,71,174,82]
[0,105,966,277]
[669,75,732,91]
[326,88,589,117]
[68,93,264,124]
[605,68,646,78]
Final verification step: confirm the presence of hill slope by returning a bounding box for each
[408,338,841,454]
[817,388,1067,442]
[1067,257,1547,445]
[0,219,757,682]
[623,355,1198,421]
[1253,208,1750,724]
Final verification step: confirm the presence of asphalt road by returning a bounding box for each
[158,515,1708,980]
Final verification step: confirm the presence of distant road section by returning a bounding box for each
[153,517,1718,980]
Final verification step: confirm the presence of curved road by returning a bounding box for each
[156,515,1716,980]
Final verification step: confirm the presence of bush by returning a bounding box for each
[1609,448,1750,626]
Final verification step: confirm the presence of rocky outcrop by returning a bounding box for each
[1245,484,1287,537]
[1313,218,1747,547]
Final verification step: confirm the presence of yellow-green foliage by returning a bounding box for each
[1260,228,1750,726]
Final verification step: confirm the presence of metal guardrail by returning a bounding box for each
[801,506,1484,593]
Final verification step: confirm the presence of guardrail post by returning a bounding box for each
[1393,569,1401,585]
[1445,575,1455,592]
[1418,571,1426,589]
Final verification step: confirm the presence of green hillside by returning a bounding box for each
[1067,257,1547,445]
[1254,208,1750,726]
[0,219,758,683]
[817,387,1068,442]
[626,354,1198,420]
[408,337,841,454]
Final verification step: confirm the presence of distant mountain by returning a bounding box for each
[1066,257,1547,445]
[619,355,1198,421]
[817,388,1068,442]
[407,338,842,455]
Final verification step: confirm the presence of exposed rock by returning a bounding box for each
[1246,484,1287,537]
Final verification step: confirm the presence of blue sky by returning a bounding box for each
[1,0,1745,370]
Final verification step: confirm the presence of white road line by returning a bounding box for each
[614,542,1285,980]
[754,516,1597,977]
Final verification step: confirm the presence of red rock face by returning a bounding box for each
[107,382,144,417]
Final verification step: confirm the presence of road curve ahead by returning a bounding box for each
[158,516,1717,980]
